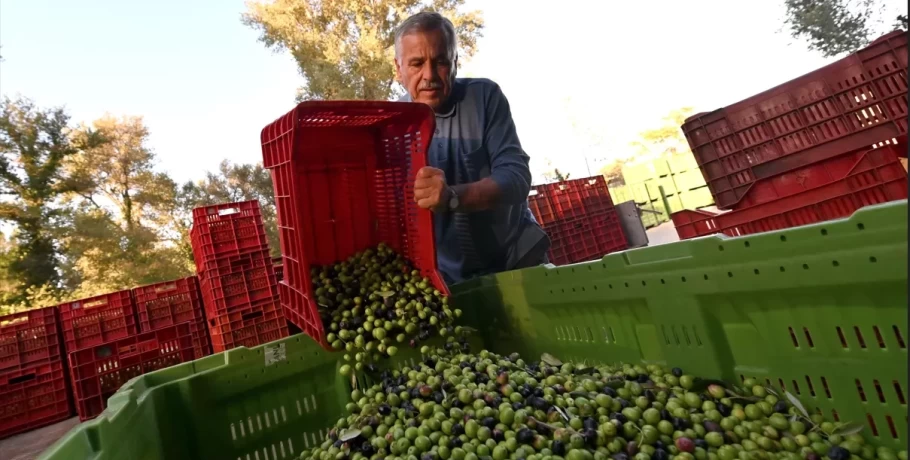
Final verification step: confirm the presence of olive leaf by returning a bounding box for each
[541,353,563,366]
[831,421,864,436]
[554,406,570,422]
[764,386,779,397]
[340,428,362,442]
[690,378,729,392]
[784,391,809,418]
[351,373,358,390]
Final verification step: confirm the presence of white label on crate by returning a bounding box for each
[264,343,287,366]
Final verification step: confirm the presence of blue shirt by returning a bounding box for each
[401,78,550,284]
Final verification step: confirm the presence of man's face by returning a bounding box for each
[395,29,456,112]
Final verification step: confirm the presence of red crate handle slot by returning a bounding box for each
[7,373,36,385]
[0,315,29,328]
[154,283,178,293]
[81,299,110,309]
[215,207,241,217]
[242,311,264,322]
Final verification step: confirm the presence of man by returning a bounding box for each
[394,11,550,285]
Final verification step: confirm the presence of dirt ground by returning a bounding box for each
[0,417,80,460]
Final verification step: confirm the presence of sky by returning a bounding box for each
[1,0,907,185]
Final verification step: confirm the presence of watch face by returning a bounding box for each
[449,194,459,210]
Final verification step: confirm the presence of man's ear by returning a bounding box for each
[394,57,403,83]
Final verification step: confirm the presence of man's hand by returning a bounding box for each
[414,166,447,211]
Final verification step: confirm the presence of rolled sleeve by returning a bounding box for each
[484,84,532,205]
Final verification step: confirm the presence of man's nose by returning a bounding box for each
[421,62,438,81]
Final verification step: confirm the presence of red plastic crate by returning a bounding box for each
[58,290,137,352]
[133,277,212,360]
[0,307,63,374]
[67,323,194,421]
[529,176,616,226]
[544,211,628,266]
[190,200,270,272]
[671,143,908,240]
[735,139,908,208]
[259,101,447,348]
[0,361,71,439]
[206,299,287,353]
[683,30,908,210]
[198,264,279,318]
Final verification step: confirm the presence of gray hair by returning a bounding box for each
[394,12,458,64]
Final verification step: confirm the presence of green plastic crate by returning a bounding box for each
[667,153,699,174]
[41,202,908,459]
[679,186,715,210]
[608,185,632,204]
[631,182,652,204]
[674,168,709,192]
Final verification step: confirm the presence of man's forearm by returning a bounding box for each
[452,178,501,212]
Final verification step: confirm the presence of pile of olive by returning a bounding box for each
[302,346,906,460]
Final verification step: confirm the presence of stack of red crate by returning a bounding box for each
[133,276,211,359]
[528,176,628,265]
[191,200,287,352]
[0,307,71,439]
[66,323,195,421]
[672,30,908,240]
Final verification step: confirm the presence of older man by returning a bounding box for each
[394,11,550,284]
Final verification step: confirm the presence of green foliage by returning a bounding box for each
[782,0,906,57]
[60,115,192,297]
[242,0,484,101]
[0,96,100,302]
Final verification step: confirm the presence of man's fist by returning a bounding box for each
[414,166,447,211]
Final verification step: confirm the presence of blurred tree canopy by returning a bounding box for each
[0,101,280,313]
[242,0,484,101]
[782,0,908,57]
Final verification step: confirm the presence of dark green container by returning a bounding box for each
[40,201,908,459]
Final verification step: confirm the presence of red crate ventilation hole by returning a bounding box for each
[683,30,908,210]
[671,142,908,240]
[260,101,447,348]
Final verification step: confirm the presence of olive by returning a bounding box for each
[300,345,889,460]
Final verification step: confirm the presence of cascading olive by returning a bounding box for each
[314,243,463,374]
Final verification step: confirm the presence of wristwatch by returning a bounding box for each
[446,186,460,211]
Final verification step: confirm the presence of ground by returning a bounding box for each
[0,418,79,460]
